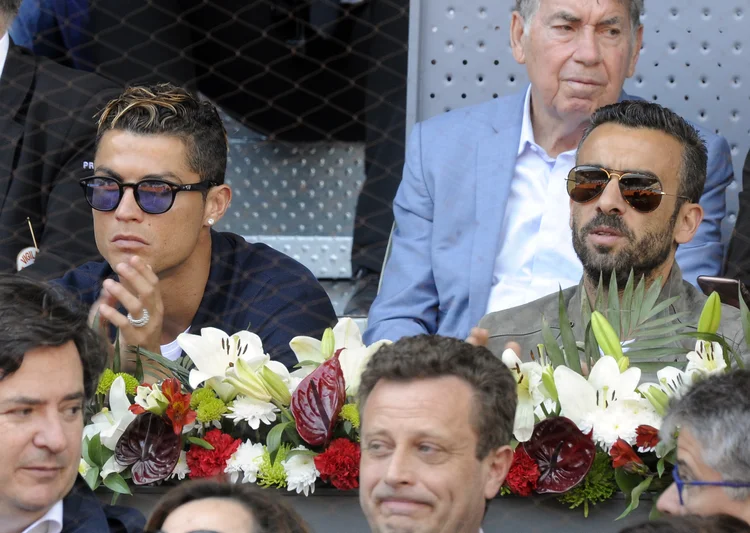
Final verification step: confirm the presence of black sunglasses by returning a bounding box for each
[80,176,216,215]
[566,165,690,213]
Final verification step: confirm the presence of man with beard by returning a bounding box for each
[477,100,745,360]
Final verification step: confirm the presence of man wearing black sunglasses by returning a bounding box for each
[656,370,750,523]
[477,100,745,359]
[55,83,337,373]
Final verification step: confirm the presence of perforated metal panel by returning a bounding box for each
[219,112,364,279]
[407,0,750,244]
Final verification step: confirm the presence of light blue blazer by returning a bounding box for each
[364,88,735,344]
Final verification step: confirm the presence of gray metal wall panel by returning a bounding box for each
[407,0,750,245]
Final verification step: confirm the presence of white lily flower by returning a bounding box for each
[686,340,727,378]
[339,339,391,397]
[133,385,168,415]
[225,441,265,483]
[100,455,128,480]
[555,356,645,449]
[179,328,265,402]
[502,350,546,442]
[282,446,319,496]
[225,395,279,430]
[82,376,137,450]
[170,451,191,480]
[78,458,92,477]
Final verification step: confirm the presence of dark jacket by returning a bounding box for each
[479,265,746,372]
[62,477,144,533]
[726,150,750,284]
[0,42,119,278]
[56,231,338,369]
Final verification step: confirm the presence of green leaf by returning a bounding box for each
[103,472,132,495]
[642,296,681,322]
[82,436,94,466]
[83,465,100,491]
[283,424,302,447]
[629,322,690,339]
[343,421,353,434]
[134,349,144,384]
[621,270,635,338]
[626,347,691,360]
[740,284,750,354]
[594,273,605,312]
[285,449,318,460]
[89,433,104,467]
[130,346,190,386]
[187,437,215,450]
[631,275,646,331]
[616,476,653,520]
[293,360,323,369]
[639,275,665,325]
[614,468,642,494]
[541,316,565,368]
[657,457,666,478]
[558,289,582,373]
[113,334,121,374]
[584,321,600,371]
[608,269,621,336]
[266,422,290,455]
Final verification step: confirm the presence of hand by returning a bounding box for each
[94,256,164,356]
[466,327,489,347]
[504,341,522,357]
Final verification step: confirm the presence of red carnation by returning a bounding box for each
[504,447,541,497]
[314,438,361,490]
[186,429,241,479]
[610,438,648,475]
[635,425,660,452]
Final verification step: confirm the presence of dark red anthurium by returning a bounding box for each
[291,353,346,447]
[115,412,182,485]
[161,378,196,435]
[523,417,596,494]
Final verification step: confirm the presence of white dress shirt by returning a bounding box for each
[20,501,63,533]
[0,33,10,80]
[485,87,583,314]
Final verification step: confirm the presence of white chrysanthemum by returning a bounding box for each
[225,441,265,484]
[169,451,191,480]
[225,396,279,430]
[587,398,661,451]
[282,446,319,496]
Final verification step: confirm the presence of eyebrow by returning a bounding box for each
[677,459,696,478]
[547,12,624,27]
[94,166,184,183]
[579,164,661,180]
[364,427,451,442]
[0,392,85,407]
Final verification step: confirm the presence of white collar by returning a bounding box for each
[20,500,63,533]
[0,33,9,81]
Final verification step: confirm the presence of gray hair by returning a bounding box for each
[660,370,750,500]
[514,0,644,34]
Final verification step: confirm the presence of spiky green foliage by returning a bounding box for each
[557,452,617,517]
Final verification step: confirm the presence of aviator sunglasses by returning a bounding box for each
[80,176,216,215]
[566,165,690,213]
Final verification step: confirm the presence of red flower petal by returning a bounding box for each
[504,447,541,496]
[186,429,241,479]
[314,438,361,490]
[523,417,596,494]
[635,425,660,451]
[291,355,346,447]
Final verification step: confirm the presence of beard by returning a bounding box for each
[572,212,676,289]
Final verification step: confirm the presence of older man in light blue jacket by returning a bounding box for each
[364,0,733,345]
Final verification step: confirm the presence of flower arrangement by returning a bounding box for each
[80,318,390,500]
[498,272,746,518]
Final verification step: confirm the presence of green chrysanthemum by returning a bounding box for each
[190,387,217,409]
[340,403,360,430]
[196,397,227,424]
[96,369,139,396]
[557,452,617,517]
[257,444,290,489]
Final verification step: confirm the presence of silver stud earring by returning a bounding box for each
[207,218,215,226]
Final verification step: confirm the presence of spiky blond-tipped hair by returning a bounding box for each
[97,83,228,185]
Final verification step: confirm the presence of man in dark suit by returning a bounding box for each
[0,0,119,278]
[725,150,750,285]
[0,276,144,533]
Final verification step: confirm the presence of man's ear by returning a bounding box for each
[483,445,514,499]
[626,25,644,78]
[510,12,528,65]
[204,184,232,227]
[673,202,703,245]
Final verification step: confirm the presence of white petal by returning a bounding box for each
[232,331,266,358]
[587,356,621,390]
[291,366,315,380]
[339,346,369,395]
[513,396,536,442]
[100,455,128,479]
[109,377,132,418]
[501,349,523,370]
[198,327,232,346]
[189,369,215,390]
[618,367,642,394]
[289,337,324,364]
[265,360,291,381]
[554,366,597,427]
[333,318,364,351]
[178,332,230,377]
[99,411,136,450]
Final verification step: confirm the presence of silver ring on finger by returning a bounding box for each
[127,308,150,328]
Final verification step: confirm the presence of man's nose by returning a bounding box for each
[115,187,143,221]
[595,177,627,215]
[656,483,685,516]
[33,413,69,455]
[573,27,603,66]
[383,447,416,487]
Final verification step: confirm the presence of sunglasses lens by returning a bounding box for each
[567,167,609,203]
[83,177,121,211]
[620,175,663,213]
[136,181,174,214]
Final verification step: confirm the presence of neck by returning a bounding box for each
[582,258,676,307]
[156,231,213,344]
[2,508,49,533]
[529,91,591,157]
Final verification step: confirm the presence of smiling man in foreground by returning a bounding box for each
[357,335,516,533]
[478,100,744,360]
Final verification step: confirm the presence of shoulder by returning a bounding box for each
[416,91,524,138]
[480,289,568,336]
[62,478,145,533]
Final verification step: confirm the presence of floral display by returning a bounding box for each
[81,318,388,499]
[498,277,744,518]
